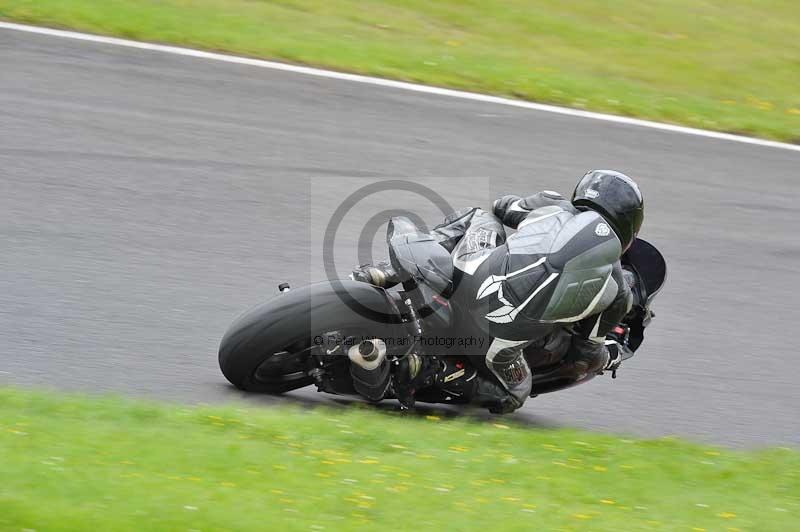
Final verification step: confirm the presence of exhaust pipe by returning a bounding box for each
[348,339,390,401]
[347,339,387,370]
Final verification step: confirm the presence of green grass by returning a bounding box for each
[0,388,798,530]
[1,1,799,142]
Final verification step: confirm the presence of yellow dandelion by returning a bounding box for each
[425,415,440,421]
[359,459,379,464]
[600,499,615,505]
[574,514,592,520]
[593,466,608,472]
[718,512,736,519]
[787,108,800,115]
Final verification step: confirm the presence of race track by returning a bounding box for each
[1,27,798,447]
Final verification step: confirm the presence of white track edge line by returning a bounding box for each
[2,20,799,154]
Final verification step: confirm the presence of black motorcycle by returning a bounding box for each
[218,229,666,409]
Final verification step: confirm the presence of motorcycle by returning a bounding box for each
[218,222,666,410]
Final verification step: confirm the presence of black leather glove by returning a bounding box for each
[604,325,631,373]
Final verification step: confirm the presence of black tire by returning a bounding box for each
[218,280,404,393]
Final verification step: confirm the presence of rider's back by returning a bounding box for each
[460,195,624,344]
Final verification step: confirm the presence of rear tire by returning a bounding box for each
[218,280,403,393]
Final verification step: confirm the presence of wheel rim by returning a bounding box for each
[254,347,312,384]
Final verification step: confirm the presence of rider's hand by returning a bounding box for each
[604,325,629,372]
[604,341,623,371]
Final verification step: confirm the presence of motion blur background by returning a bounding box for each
[1,1,798,530]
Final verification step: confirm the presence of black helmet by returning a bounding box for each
[572,170,644,251]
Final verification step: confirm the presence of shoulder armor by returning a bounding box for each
[547,211,621,270]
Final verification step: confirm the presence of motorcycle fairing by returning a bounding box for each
[621,237,667,350]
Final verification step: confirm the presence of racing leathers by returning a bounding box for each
[353,190,633,413]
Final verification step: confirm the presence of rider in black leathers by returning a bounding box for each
[352,170,644,413]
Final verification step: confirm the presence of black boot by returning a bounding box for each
[350,261,400,288]
[470,377,522,414]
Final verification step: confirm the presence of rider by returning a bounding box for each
[351,170,644,413]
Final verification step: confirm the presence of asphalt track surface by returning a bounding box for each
[1,28,798,448]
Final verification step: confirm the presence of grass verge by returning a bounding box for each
[1,0,799,142]
[0,387,798,530]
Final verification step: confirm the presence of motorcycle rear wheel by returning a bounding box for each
[218,280,403,393]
